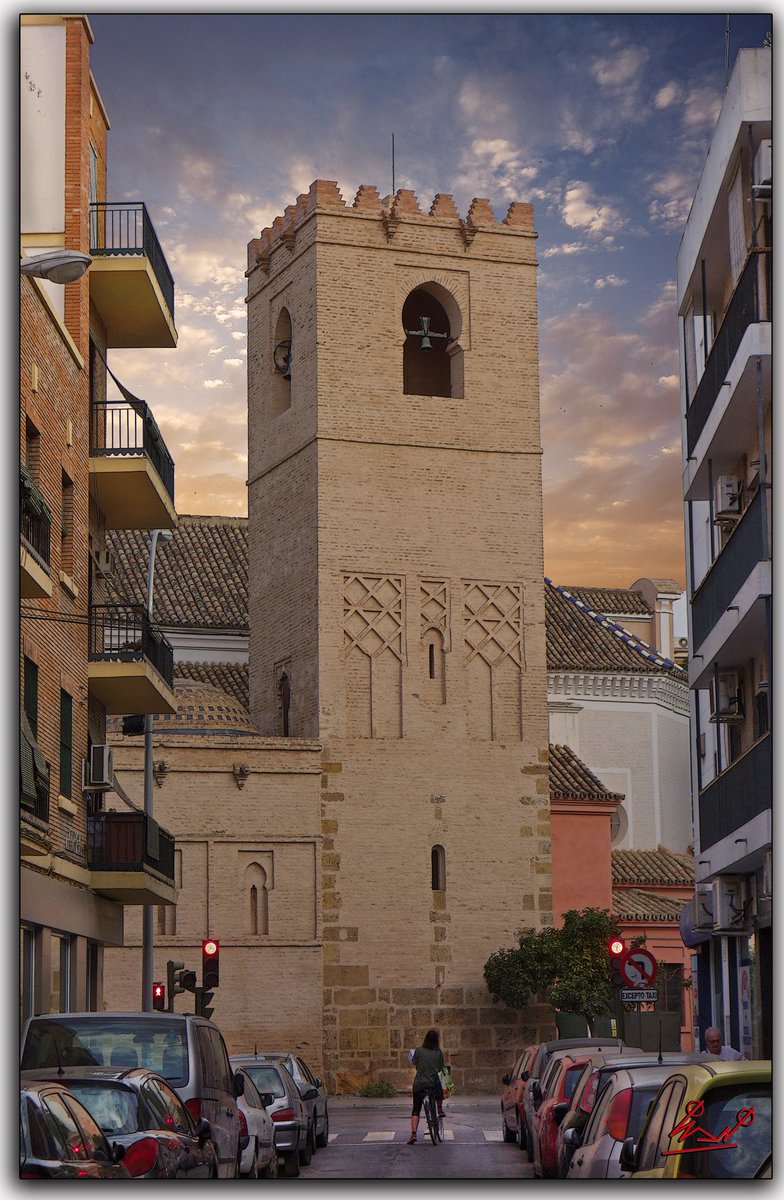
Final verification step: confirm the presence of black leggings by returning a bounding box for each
[412,1081,443,1117]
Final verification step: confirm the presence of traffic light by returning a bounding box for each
[202,939,220,990]
[167,959,185,1004]
[608,936,627,987]
[152,982,166,1011]
[122,714,145,735]
[194,986,214,1021]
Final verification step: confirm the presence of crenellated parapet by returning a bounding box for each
[247,178,535,274]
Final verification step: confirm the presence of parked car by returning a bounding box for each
[20,1080,130,1179]
[20,1011,245,1178]
[619,1060,772,1179]
[238,1050,329,1153]
[21,1065,217,1178]
[236,1069,278,1178]
[521,1038,634,1160]
[531,1053,600,1178]
[230,1056,309,1177]
[566,1062,685,1178]
[500,1045,536,1147]
[556,1052,707,1178]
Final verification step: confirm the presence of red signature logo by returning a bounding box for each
[664,1099,755,1154]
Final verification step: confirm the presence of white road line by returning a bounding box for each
[483,1130,503,1141]
[363,1131,396,1142]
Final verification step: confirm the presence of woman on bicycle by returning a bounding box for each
[408,1028,445,1144]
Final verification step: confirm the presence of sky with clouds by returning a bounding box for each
[87,8,772,590]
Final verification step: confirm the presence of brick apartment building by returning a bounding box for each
[20,13,179,1020]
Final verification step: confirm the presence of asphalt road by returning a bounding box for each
[294,1095,535,1182]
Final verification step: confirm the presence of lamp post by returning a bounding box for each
[141,527,173,1011]
[20,248,91,283]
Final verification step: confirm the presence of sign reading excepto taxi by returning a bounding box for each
[620,987,659,1003]
[619,947,658,988]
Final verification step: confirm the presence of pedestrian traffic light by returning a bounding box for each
[608,936,627,987]
[152,982,166,1011]
[194,986,214,1021]
[202,939,220,990]
[122,714,145,735]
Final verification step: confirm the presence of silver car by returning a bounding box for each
[567,1062,682,1178]
[236,1070,277,1178]
[239,1051,329,1154]
[230,1056,309,1177]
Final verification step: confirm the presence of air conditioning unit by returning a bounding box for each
[693,882,714,930]
[94,549,117,579]
[752,139,772,200]
[761,850,772,900]
[713,876,751,934]
[709,672,743,724]
[82,744,114,791]
[713,475,741,522]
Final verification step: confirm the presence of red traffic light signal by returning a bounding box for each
[608,937,626,957]
[608,937,627,987]
[202,939,220,990]
[152,982,166,1011]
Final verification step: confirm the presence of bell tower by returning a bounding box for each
[246,181,554,1091]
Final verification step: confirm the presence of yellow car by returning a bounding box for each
[619,1060,771,1180]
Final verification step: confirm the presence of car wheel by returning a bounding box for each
[516,1114,527,1151]
[300,1124,313,1166]
[244,1143,259,1179]
[316,1107,329,1149]
[526,1127,534,1161]
[502,1111,517,1142]
[261,1150,279,1180]
[282,1151,300,1178]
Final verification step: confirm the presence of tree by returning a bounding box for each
[484,908,622,1035]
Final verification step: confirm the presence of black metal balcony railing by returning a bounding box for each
[20,466,52,569]
[687,248,771,456]
[89,603,174,690]
[88,810,175,883]
[691,486,767,649]
[699,733,771,851]
[91,400,175,505]
[90,202,175,319]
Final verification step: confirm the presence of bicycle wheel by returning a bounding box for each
[423,1093,439,1144]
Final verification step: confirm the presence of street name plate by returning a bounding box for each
[620,988,659,1002]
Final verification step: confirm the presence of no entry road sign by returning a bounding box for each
[619,948,658,988]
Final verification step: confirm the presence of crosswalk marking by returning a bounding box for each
[483,1130,503,1141]
[328,1128,501,1144]
[363,1131,396,1142]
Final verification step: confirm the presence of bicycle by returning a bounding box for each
[422,1088,444,1144]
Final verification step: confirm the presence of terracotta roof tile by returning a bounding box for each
[174,660,249,710]
[612,888,687,921]
[559,585,652,616]
[545,579,685,678]
[549,744,624,800]
[612,848,695,886]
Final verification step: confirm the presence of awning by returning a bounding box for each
[20,711,50,810]
[679,898,712,947]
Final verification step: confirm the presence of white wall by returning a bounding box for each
[21,23,66,237]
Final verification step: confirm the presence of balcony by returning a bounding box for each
[691,485,769,652]
[89,810,176,905]
[89,202,177,349]
[20,465,52,599]
[90,399,176,530]
[88,603,176,715]
[686,249,771,457]
[699,733,771,850]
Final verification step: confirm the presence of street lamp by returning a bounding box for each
[20,248,91,283]
[142,528,173,1011]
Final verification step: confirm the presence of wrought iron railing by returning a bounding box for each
[88,810,175,883]
[699,733,771,850]
[691,486,767,650]
[90,400,175,505]
[89,202,175,318]
[686,249,771,456]
[89,603,174,689]
[20,470,52,568]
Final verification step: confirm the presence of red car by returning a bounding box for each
[500,1046,536,1147]
[531,1054,597,1178]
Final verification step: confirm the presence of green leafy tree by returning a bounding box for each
[484,908,622,1035]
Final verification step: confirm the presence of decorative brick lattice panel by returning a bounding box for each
[343,574,404,661]
[420,578,449,647]
[463,581,524,667]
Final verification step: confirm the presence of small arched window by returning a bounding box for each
[272,307,292,416]
[423,630,446,704]
[402,286,462,398]
[431,844,446,892]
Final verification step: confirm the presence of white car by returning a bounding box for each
[236,1070,277,1178]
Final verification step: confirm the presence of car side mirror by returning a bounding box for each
[563,1128,580,1149]
[111,1142,126,1163]
[302,1086,319,1101]
[532,1081,542,1109]
[195,1117,212,1145]
[315,1077,323,1089]
[233,1071,245,1097]
[521,1070,529,1082]
[502,1073,511,1085]
[619,1136,636,1173]
[553,1101,569,1125]
[260,1092,275,1109]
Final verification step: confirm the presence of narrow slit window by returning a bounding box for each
[428,643,436,679]
[431,844,446,892]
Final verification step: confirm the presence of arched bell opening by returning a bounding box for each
[402,285,463,398]
[272,307,292,416]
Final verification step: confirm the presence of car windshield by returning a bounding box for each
[65,1084,139,1136]
[673,1082,771,1179]
[22,1018,189,1087]
[241,1066,287,1099]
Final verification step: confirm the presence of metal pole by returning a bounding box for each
[141,528,171,1011]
